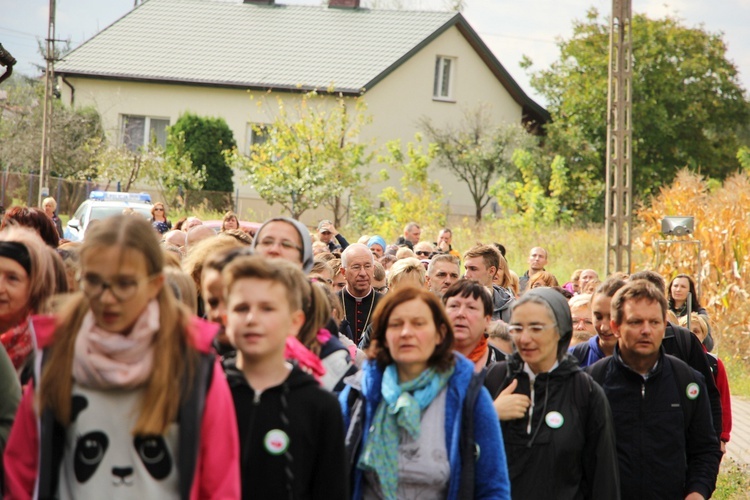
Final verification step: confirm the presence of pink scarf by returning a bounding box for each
[72,300,159,390]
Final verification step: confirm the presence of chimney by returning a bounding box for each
[329,0,360,8]
[244,0,274,4]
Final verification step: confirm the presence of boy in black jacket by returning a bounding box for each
[222,256,348,500]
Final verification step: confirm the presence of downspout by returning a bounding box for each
[62,76,75,107]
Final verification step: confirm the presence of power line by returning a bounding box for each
[0,25,40,39]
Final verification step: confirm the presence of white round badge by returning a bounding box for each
[545,411,564,429]
[264,429,290,455]
[686,383,700,400]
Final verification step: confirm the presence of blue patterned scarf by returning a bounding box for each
[358,363,455,500]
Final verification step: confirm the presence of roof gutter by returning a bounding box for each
[62,76,75,106]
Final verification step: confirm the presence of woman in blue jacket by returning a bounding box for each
[340,286,509,500]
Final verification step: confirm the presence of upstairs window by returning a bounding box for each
[245,123,270,155]
[433,56,456,101]
[121,115,169,152]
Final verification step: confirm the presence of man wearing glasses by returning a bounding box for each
[336,244,383,346]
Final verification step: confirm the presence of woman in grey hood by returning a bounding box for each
[484,287,621,500]
[252,217,314,273]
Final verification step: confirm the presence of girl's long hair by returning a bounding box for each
[39,215,196,436]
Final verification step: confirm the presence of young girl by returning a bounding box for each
[4,215,240,499]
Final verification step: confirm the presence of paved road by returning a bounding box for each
[726,396,750,465]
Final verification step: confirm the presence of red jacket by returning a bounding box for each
[704,346,732,443]
[3,315,240,499]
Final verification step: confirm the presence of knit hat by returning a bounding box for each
[253,217,314,273]
[521,287,573,359]
[367,235,386,252]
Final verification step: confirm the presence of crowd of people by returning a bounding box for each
[0,202,732,499]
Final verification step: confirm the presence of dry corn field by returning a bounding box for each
[636,169,750,365]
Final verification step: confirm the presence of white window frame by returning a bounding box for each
[433,55,456,102]
[121,115,170,152]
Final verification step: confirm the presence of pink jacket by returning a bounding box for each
[3,315,241,499]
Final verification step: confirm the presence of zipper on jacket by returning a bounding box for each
[253,390,262,405]
[641,382,645,399]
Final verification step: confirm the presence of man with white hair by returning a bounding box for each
[336,243,384,345]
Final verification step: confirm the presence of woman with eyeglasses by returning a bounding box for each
[150,202,171,235]
[568,293,595,347]
[485,288,620,500]
[252,217,314,272]
[4,215,240,498]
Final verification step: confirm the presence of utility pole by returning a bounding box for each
[38,0,56,208]
[604,0,633,274]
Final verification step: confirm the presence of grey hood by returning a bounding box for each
[523,287,573,359]
[252,217,313,273]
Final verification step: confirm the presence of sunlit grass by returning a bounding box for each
[715,457,750,499]
[722,354,750,398]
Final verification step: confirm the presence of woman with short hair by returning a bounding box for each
[340,286,510,499]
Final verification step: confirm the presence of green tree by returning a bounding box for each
[524,9,750,212]
[491,150,572,225]
[355,134,444,238]
[0,75,104,179]
[421,106,536,222]
[169,112,235,193]
[229,91,370,222]
[87,130,203,207]
[739,147,750,171]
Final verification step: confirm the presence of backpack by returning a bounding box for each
[458,369,486,500]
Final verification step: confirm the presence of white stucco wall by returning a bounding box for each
[60,25,527,223]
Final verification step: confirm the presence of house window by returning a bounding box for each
[433,56,455,101]
[121,115,169,152]
[245,123,269,155]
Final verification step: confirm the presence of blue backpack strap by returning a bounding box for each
[458,368,486,500]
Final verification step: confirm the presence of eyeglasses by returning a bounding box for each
[415,251,433,257]
[348,263,373,272]
[508,324,557,336]
[257,237,302,253]
[154,207,164,212]
[78,273,159,302]
[572,317,594,327]
[374,286,388,294]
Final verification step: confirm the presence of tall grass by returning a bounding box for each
[715,458,750,499]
